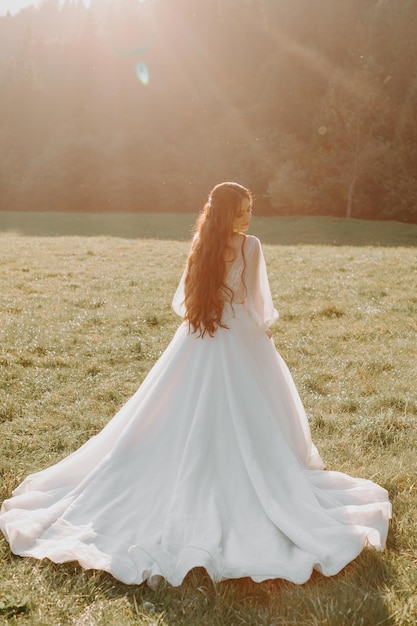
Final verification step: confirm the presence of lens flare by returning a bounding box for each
[136,60,149,85]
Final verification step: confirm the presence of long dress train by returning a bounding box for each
[0,235,391,587]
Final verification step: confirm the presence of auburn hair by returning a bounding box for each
[184,182,252,337]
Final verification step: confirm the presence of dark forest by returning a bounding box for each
[1,0,416,222]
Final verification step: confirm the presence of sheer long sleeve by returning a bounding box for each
[244,235,279,330]
[172,267,187,318]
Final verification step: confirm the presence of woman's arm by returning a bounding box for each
[172,267,187,317]
[244,236,279,332]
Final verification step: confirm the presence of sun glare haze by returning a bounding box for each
[0,0,416,223]
[0,0,90,14]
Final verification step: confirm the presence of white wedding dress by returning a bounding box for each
[0,235,391,587]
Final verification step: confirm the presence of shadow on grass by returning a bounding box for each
[30,550,395,625]
[1,211,417,246]
[133,553,396,625]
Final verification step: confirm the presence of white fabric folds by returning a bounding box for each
[0,235,391,586]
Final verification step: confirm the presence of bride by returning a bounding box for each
[0,182,391,589]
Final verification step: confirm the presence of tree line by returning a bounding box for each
[1,0,416,222]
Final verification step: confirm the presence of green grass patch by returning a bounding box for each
[1,211,417,246]
[0,227,416,625]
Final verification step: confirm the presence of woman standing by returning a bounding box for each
[0,182,391,589]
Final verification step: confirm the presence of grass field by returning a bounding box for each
[0,215,416,625]
[1,211,417,246]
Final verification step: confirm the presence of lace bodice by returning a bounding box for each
[223,253,246,303]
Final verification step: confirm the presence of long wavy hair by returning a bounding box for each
[184,182,252,337]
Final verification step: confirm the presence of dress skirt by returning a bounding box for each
[0,301,391,587]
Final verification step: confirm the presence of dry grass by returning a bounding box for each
[0,228,416,625]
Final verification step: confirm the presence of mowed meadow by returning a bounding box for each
[0,214,416,626]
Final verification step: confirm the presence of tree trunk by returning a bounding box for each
[346,170,357,219]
